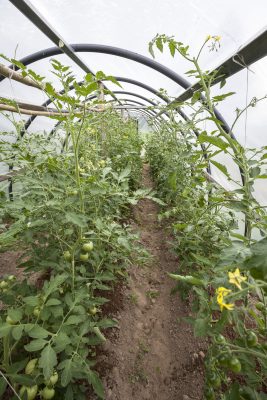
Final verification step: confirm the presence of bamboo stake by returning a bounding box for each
[0,98,69,113]
[0,103,112,116]
[0,103,72,117]
[0,63,42,89]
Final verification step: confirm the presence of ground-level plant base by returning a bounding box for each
[0,165,206,400]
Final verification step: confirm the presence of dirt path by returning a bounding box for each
[99,164,205,400]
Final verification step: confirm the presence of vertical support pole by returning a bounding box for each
[98,82,105,103]
[97,82,106,153]
[121,108,128,122]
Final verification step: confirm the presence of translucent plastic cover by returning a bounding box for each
[0,0,267,201]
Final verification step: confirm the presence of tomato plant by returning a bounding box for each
[0,58,149,399]
[147,35,267,398]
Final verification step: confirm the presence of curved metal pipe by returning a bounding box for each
[47,96,163,142]
[121,104,160,130]
[111,99,162,121]
[129,109,161,133]
[103,91,170,121]
[0,44,189,88]
[0,43,232,135]
[21,77,170,135]
[110,76,169,103]
[57,98,160,151]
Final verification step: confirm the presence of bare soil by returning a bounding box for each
[0,250,23,278]
[97,164,206,400]
[0,250,45,290]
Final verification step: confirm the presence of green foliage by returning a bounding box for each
[0,58,148,399]
[147,35,267,398]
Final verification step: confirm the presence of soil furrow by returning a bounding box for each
[100,164,205,400]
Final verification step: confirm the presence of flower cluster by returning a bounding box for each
[216,269,247,311]
[206,35,221,42]
[216,287,234,311]
[228,268,247,290]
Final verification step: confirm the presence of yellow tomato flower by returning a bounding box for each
[228,268,247,290]
[215,35,221,41]
[206,35,212,41]
[216,287,234,311]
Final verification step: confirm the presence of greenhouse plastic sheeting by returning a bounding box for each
[0,0,267,203]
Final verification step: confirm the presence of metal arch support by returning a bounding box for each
[0,42,232,134]
[108,77,169,103]
[109,99,163,120]
[0,43,232,174]
[107,90,159,107]
[128,109,161,132]
[21,77,171,135]
[47,96,163,141]
[57,98,160,151]
[103,90,170,120]
[108,96,211,172]
[0,39,242,184]
[21,76,209,164]
[120,106,161,130]
[0,43,189,89]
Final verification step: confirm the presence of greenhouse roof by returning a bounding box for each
[0,0,267,202]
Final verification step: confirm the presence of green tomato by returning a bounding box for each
[246,331,258,347]
[20,386,27,398]
[33,307,41,318]
[0,281,8,289]
[228,357,241,373]
[69,190,78,196]
[45,371,58,386]
[80,253,89,262]
[20,385,38,400]
[63,251,72,261]
[8,275,16,281]
[215,334,226,344]
[82,241,94,252]
[89,306,98,315]
[41,387,55,399]
[27,385,38,400]
[255,302,265,312]
[217,353,229,367]
[208,373,221,388]
[25,358,38,375]
[6,315,16,325]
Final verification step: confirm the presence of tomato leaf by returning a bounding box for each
[0,378,7,397]
[0,322,13,338]
[198,133,228,151]
[28,326,50,339]
[212,92,235,102]
[39,344,57,380]
[65,211,88,227]
[12,325,24,340]
[24,339,47,352]
[87,369,104,399]
[210,159,230,178]
[61,359,73,387]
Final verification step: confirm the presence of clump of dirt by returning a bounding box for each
[96,164,206,400]
[0,250,23,279]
